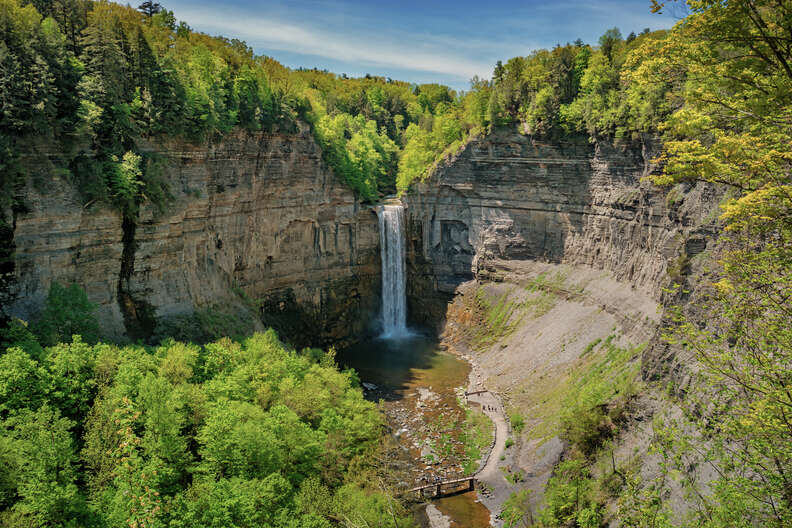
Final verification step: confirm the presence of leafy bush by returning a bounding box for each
[541,459,595,526]
[502,489,532,527]
[34,282,100,346]
[0,319,43,359]
[560,339,641,458]
[509,410,525,435]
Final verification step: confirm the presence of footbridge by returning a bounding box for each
[405,476,477,499]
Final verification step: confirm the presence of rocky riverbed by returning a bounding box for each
[337,334,493,527]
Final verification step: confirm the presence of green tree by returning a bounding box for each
[138,1,162,17]
[501,489,533,527]
[598,27,623,62]
[107,396,163,528]
[172,474,295,528]
[42,336,99,425]
[540,459,596,526]
[108,150,143,215]
[0,347,45,418]
[0,0,78,135]
[0,405,85,525]
[0,318,43,359]
[34,282,100,346]
[638,1,792,526]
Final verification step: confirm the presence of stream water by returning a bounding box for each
[337,334,491,528]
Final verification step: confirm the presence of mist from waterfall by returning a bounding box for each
[377,204,409,338]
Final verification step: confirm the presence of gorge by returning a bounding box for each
[1,124,721,526]
[2,1,789,526]
[2,129,718,350]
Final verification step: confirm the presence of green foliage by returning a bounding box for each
[509,410,525,435]
[42,336,100,424]
[615,472,673,528]
[396,112,467,193]
[560,338,642,458]
[631,2,792,524]
[313,113,398,201]
[108,150,143,215]
[33,282,100,346]
[0,347,46,419]
[540,459,599,527]
[502,489,533,527]
[536,337,644,526]
[471,286,526,349]
[5,0,495,200]
[0,0,682,202]
[582,338,602,356]
[459,405,492,475]
[0,319,43,359]
[0,405,86,526]
[0,327,411,527]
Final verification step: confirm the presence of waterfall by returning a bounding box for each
[377,204,408,338]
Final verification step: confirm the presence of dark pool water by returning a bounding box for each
[337,332,454,397]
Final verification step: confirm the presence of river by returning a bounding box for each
[337,333,492,528]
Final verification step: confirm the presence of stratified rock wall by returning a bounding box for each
[4,125,721,346]
[5,127,380,346]
[404,128,720,322]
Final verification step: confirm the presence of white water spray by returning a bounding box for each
[377,204,408,338]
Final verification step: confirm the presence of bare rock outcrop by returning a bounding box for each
[403,128,721,324]
[3,127,380,346]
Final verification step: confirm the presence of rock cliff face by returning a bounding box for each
[403,128,720,323]
[4,127,381,346]
[404,128,723,519]
[4,126,720,349]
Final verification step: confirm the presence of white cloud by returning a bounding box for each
[175,5,494,79]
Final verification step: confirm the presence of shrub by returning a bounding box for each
[501,489,532,528]
[509,411,525,435]
[0,319,43,358]
[34,283,100,346]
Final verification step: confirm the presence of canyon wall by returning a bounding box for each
[403,128,720,323]
[403,127,723,517]
[3,127,381,347]
[3,125,722,349]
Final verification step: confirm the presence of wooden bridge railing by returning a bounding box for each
[403,476,476,499]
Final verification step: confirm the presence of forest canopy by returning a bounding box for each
[0,311,411,527]
[0,0,678,212]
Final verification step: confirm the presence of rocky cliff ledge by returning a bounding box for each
[403,128,720,323]
[3,127,380,346]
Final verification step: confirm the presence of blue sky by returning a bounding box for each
[163,0,680,91]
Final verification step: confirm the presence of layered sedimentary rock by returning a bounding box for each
[4,125,721,348]
[4,127,380,346]
[403,128,720,322]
